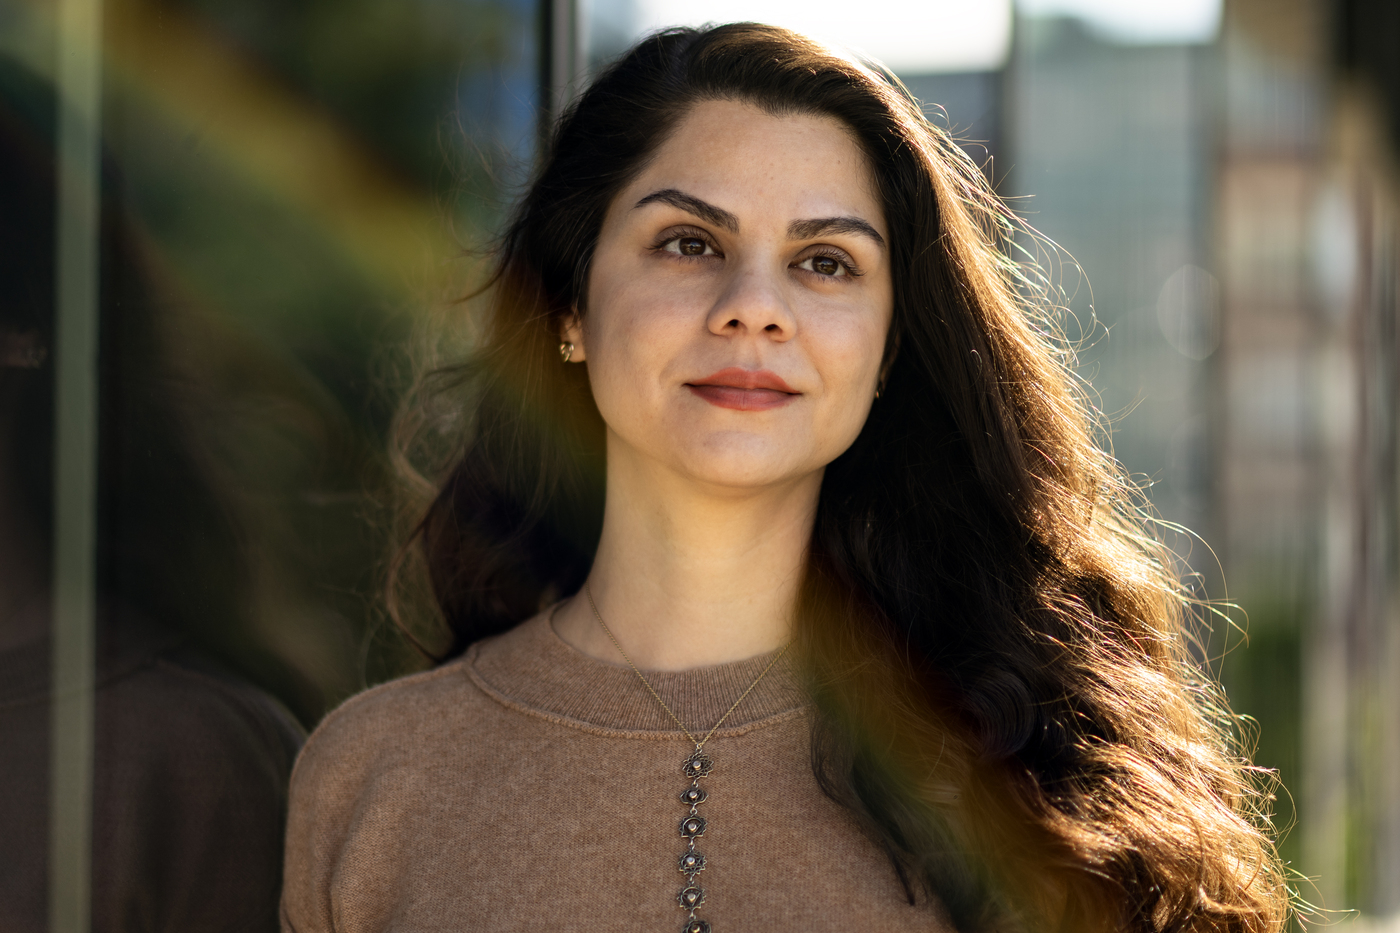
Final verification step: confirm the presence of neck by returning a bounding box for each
[552,435,821,671]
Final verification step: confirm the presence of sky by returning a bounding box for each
[629,0,1222,74]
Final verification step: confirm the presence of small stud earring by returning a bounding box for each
[559,342,574,363]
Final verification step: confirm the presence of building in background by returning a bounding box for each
[1214,0,1400,916]
[1004,13,1215,536]
[1005,0,1400,917]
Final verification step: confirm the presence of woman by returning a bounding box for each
[281,24,1288,933]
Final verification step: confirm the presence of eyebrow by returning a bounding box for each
[788,216,885,248]
[633,187,886,249]
[634,189,739,232]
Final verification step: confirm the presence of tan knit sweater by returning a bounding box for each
[281,610,950,932]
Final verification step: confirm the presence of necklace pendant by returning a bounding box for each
[584,586,787,933]
[677,850,707,873]
[682,749,714,778]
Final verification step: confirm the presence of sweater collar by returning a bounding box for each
[467,609,805,736]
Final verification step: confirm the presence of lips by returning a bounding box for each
[685,367,798,411]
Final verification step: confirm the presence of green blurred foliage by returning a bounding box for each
[94,0,539,724]
[1217,598,1305,908]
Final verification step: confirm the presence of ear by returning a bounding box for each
[561,308,586,362]
[877,325,901,390]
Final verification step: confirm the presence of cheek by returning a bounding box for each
[582,271,689,422]
[816,308,887,395]
[808,305,889,444]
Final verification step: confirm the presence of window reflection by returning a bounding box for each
[2,51,299,932]
[0,0,540,924]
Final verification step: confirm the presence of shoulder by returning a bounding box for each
[144,653,304,760]
[291,654,484,789]
[97,631,306,784]
[280,648,509,930]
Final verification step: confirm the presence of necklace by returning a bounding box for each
[584,583,790,933]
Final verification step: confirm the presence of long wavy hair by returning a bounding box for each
[391,23,1289,932]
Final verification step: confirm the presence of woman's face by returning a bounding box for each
[567,98,893,493]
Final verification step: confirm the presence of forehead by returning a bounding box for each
[620,98,885,234]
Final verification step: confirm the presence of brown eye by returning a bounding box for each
[799,254,848,277]
[660,233,717,259]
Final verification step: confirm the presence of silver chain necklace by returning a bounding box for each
[585,583,790,933]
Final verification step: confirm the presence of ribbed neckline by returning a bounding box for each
[467,610,805,736]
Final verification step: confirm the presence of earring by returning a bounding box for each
[559,342,574,363]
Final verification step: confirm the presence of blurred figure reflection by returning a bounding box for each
[0,56,302,933]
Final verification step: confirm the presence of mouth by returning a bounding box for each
[685,367,799,412]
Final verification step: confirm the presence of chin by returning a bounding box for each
[674,436,813,490]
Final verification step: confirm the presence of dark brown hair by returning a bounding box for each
[393,23,1289,932]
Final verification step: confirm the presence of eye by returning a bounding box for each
[796,254,851,277]
[663,235,716,257]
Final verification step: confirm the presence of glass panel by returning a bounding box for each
[1,0,540,928]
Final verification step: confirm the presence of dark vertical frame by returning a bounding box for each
[540,0,582,143]
[49,0,103,930]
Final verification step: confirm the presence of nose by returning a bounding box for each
[704,265,797,341]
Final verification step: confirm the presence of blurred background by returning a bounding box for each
[0,0,1396,928]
